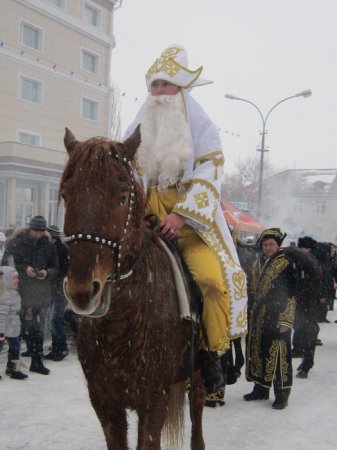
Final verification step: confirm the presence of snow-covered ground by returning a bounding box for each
[2,310,337,450]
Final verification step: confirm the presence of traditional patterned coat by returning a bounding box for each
[246,248,297,388]
[124,90,248,339]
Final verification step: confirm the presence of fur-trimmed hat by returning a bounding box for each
[145,44,212,90]
[29,215,47,231]
[257,228,287,248]
[47,225,61,239]
[297,236,317,250]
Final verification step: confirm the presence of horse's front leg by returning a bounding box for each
[136,395,169,450]
[88,389,128,450]
[190,369,206,450]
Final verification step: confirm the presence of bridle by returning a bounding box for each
[64,150,146,281]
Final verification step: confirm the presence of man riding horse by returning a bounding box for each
[124,44,248,396]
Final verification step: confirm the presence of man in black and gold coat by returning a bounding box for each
[244,228,296,410]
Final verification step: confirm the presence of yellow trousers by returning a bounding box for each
[147,187,230,352]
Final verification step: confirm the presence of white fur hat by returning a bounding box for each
[145,44,213,90]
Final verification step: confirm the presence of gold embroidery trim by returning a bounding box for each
[278,297,296,327]
[180,178,220,200]
[232,271,247,301]
[256,256,289,301]
[146,46,203,89]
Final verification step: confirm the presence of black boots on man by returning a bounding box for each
[6,361,28,380]
[199,349,225,394]
[243,384,270,401]
[272,387,291,410]
[30,355,50,375]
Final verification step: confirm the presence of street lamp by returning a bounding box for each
[224,89,312,218]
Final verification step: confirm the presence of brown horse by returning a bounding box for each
[60,127,205,450]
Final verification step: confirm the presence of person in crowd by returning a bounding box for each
[244,228,296,410]
[292,237,319,356]
[328,244,337,313]
[0,266,28,379]
[313,242,336,325]
[63,307,80,347]
[44,225,69,361]
[292,236,322,379]
[0,232,5,261]
[1,215,59,375]
[124,44,248,395]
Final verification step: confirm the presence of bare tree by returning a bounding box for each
[110,83,122,140]
[222,155,276,215]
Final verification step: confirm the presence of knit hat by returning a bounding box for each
[47,225,61,239]
[145,44,212,90]
[298,236,317,250]
[29,215,47,231]
[257,228,287,248]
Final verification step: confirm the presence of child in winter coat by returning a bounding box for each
[0,266,28,379]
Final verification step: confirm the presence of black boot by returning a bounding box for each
[199,350,225,394]
[243,384,269,401]
[6,361,28,380]
[30,355,50,375]
[272,387,291,409]
[205,389,226,407]
[44,350,69,361]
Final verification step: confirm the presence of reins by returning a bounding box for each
[64,148,145,282]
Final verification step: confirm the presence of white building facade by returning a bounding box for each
[0,0,122,229]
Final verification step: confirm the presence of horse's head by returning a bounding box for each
[60,126,144,317]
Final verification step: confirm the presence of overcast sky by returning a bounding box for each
[111,0,337,173]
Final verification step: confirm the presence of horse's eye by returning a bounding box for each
[118,193,129,206]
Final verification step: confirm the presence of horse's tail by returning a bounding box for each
[163,381,185,450]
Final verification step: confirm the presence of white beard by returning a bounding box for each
[137,93,192,190]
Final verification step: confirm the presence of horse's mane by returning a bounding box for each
[59,137,146,214]
[60,138,123,190]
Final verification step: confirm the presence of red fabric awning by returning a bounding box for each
[221,198,265,234]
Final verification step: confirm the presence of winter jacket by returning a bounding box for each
[0,266,21,337]
[51,238,69,295]
[1,229,59,309]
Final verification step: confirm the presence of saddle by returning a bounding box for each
[144,213,202,321]
[145,214,226,394]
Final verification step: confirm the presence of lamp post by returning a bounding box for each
[224,89,312,218]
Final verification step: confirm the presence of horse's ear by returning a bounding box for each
[123,124,141,160]
[64,127,78,155]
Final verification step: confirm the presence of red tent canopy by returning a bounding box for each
[221,198,265,234]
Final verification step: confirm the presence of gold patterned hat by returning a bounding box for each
[257,228,287,248]
[145,44,213,90]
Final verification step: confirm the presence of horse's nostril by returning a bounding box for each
[92,281,101,299]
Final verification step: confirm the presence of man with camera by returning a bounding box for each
[1,215,59,375]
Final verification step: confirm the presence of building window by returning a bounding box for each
[316,201,326,214]
[20,76,43,104]
[49,186,62,226]
[16,186,35,227]
[45,0,65,8]
[293,201,303,214]
[82,97,99,121]
[20,21,43,51]
[84,2,101,28]
[82,49,99,74]
[18,130,41,146]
